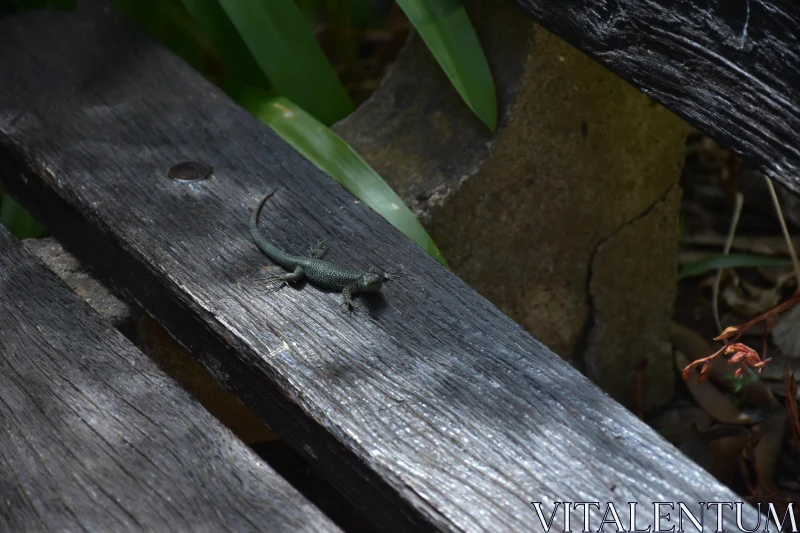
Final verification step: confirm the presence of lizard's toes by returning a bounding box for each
[339,300,359,313]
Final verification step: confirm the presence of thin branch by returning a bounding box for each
[764,175,800,287]
[713,192,744,333]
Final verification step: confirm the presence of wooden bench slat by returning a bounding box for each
[0,2,757,531]
[0,227,339,531]
[508,0,800,195]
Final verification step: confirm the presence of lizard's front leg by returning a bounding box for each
[308,239,329,259]
[339,286,359,311]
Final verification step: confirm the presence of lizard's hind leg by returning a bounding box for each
[260,265,305,291]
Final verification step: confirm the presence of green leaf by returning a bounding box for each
[322,0,371,30]
[237,89,447,266]
[47,0,77,10]
[320,0,369,69]
[114,0,222,81]
[295,0,318,25]
[0,195,46,239]
[216,0,355,125]
[7,0,46,10]
[678,253,793,281]
[176,0,269,92]
[396,0,496,130]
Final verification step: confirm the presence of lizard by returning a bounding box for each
[249,188,401,310]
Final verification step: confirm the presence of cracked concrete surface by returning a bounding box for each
[336,0,688,410]
[584,185,682,411]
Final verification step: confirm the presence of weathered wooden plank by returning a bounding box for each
[508,0,800,195]
[0,3,758,532]
[0,227,340,531]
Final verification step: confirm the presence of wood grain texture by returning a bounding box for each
[507,0,800,195]
[0,3,758,532]
[0,227,340,532]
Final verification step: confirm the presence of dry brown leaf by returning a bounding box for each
[649,404,712,445]
[721,280,782,317]
[682,233,800,257]
[672,323,780,410]
[773,304,800,359]
[676,350,753,424]
[752,412,787,490]
[707,426,753,486]
[720,312,767,337]
[757,265,798,288]
[783,365,800,453]
[679,424,713,472]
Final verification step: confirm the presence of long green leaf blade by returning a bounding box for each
[678,253,793,281]
[237,89,447,266]
[115,0,226,82]
[11,0,46,9]
[0,195,46,239]
[216,0,355,125]
[177,0,269,92]
[295,0,318,25]
[396,0,496,130]
[47,0,78,10]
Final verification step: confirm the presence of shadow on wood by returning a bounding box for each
[0,226,339,532]
[334,0,688,411]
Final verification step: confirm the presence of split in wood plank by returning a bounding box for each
[0,225,340,532]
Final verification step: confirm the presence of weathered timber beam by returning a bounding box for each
[0,226,339,532]
[0,2,758,531]
[508,0,800,195]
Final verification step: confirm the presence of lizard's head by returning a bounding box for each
[357,268,403,293]
[357,269,386,293]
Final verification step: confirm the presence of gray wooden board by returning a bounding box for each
[507,0,800,196]
[0,3,761,532]
[0,226,341,532]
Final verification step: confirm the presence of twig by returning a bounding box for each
[683,176,800,384]
[764,175,800,285]
[683,291,800,381]
[713,192,744,333]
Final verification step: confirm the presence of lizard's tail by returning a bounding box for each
[250,188,282,256]
[251,188,279,229]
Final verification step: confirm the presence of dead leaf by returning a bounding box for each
[682,233,800,257]
[757,266,797,289]
[773,305,800,359]
[676,350,752,424]
[707,426,753,486]
[649,403,712,445]
[752,412,787,489]
[783,365,800,453]
[720,312,767,337]
[722,280,782,317]
[679,424,713,472]
[672,323,780,410]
